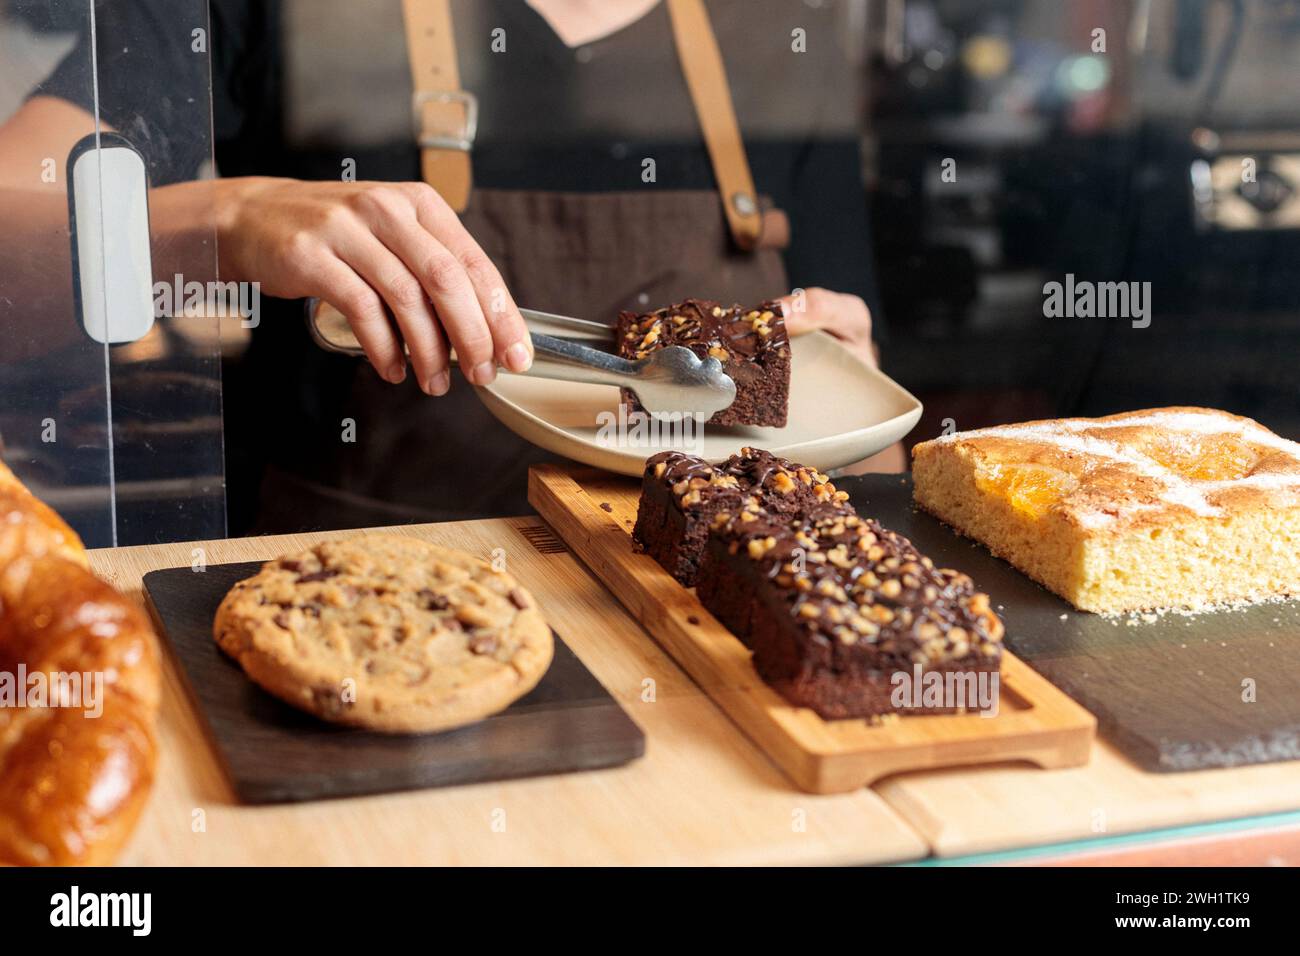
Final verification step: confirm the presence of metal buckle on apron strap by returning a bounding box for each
[411,90,479,152]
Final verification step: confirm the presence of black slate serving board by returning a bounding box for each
[143,561,645,804]
[839,475,1300,772]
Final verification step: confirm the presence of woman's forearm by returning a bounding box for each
[0,187,84,362]
[3,96,532,392]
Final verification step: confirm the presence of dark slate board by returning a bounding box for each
[143,561,645,804]
[838,475,1300,772]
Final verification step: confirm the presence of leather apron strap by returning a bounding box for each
[401,0,474,212]
[401,0,770,249]
[663,0,763,250]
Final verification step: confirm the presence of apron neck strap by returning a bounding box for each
[664,0,762,250]
[402,0,474,212]
[402,0,764,250]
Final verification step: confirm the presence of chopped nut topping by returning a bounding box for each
[827,545,853,569]
[772,471,797,494]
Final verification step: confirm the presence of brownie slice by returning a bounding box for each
[695,504,1004,719]
[631,448,847,586]
[616,299,791,427]
[631,452,747,586]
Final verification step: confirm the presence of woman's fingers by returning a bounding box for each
[345,186,496,388]
[239,179,529,391]
[420,242,498,385]
[312,252,407,384]
[335,225,455,395]
[354,185,507,386]
[777,287,879,369]
[778,287,842,335]
[405,183,532,373]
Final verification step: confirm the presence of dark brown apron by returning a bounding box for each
[256,2,789,528]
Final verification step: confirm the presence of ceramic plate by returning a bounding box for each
[475,317,922,476]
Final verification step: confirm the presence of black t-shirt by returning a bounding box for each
[36,0,278,184]
[37,0,879,306]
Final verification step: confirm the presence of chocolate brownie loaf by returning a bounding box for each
[632,448,848,586]
[616,299,791,427]
[695,503,1004,719]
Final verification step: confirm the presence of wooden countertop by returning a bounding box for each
[92,518,926,866]
[91,515,1300,865]
[879,734,1300,858]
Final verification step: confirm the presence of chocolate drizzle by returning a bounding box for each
[617,298,789,364]
[645,450,724,486]
[643,447,844,515]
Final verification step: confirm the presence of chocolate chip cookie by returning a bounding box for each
[214,535,553,733]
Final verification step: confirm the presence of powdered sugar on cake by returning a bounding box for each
[933,408,1300,528]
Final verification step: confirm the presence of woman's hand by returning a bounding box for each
[777,286,906,474]
[777,287,878,369]
[215,177,532,394]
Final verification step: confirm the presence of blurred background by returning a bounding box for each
[2,0,1299,544]
[861,0,1300,451]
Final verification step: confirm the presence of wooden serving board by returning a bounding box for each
[528,465,1096,794]
[143,560,644,803]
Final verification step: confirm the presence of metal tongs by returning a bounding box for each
[306,299,736,419]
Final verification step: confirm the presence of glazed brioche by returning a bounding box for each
[0,458,87,569]
[0,458,159,865]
